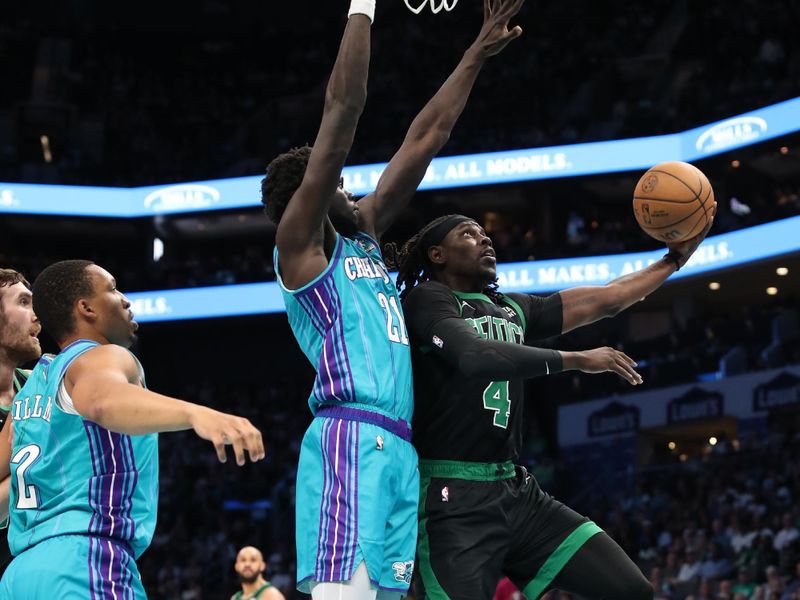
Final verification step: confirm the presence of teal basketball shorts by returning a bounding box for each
[295,406,419,595]
[0,534,146,599]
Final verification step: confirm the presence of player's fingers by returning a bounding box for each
[247,427,265,462]
[213,436,227,463]
[615,358,642,385]
[228,429,247,466]
[508,0,526,17]
[617,351,638,368]
[506,25,522,39]
[484,0,491,21]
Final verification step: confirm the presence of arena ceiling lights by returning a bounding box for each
[1,96,799,218]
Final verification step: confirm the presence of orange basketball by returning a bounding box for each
[633,161,715,243]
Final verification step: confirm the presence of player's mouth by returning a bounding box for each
[480,249,496,262]
[129,312,139,332]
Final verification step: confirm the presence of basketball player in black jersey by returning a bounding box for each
[390,211,714,599]
[0,269,41,577]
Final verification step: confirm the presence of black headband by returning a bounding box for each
[420,215,474,251]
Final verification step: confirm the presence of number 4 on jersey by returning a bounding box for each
[483,381,511,428]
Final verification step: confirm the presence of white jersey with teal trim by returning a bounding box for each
[8,340,159,559]
[275,232,413,422]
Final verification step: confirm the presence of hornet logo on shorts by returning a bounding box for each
[392,561,414,585]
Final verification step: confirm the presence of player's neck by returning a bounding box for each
[60,331,110,350]
[436,272,484,295]
[241,575,268,596]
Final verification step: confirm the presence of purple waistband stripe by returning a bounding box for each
[315,406,412,442]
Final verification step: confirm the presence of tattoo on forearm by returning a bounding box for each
[563,296,598,309]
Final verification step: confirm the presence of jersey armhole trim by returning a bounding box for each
[274,232,344,296]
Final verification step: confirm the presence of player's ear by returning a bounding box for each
[427,245,446,266]
[76,298,97,322]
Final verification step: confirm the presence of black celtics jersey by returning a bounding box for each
[402,281,563,463]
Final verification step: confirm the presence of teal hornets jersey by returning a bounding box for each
[8,340,159,559]
[275,232,413,422]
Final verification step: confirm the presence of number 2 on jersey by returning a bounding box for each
[483,381,511,428]
[12,444,41,509]
[378,292,409,345]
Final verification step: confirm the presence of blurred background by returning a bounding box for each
[2,1,800,598]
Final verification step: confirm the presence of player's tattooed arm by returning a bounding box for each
[560,203,717,333]
[275,12,372,289]
[358,0,525,239]
[558,259,676,333]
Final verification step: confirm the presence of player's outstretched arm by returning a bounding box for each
[559,204,717,333]
[275,7,373,289]
[66,345,265,466]
[403,283,642,384]
[421,314,641,384]
[358,0,525,239]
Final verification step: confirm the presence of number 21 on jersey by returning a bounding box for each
[377,292,409,345]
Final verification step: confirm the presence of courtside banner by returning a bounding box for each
[127,215,800,323]
[2,97,800,217]
[558,365,800,448]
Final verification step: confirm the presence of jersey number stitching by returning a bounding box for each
[12,444,42,510]
[482,381,511,429]
[378,292,409,345]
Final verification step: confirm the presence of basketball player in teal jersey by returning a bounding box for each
[0,269,41,577]
[0,260,265,599]
[394,211,715,599]
[262,0,525,597]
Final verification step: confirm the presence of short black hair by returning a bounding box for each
[261,145,312,225]
[32,260,95,342]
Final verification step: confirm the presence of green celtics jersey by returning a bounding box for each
[403,281,563,463]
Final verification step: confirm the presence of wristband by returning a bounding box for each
[349,0,375,22]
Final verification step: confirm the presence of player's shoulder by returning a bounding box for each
[403,280,456,303]
[68,344,139,377]
[262,587,284,600]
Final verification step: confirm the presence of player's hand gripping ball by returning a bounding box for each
[633,161,715,243]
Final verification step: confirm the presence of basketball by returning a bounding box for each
[632,161,715,243]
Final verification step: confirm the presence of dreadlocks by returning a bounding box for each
[385,215,501,301]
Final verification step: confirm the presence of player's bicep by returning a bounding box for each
[402,283,462,344]
[519,292,563,340]
[66,347,139,415]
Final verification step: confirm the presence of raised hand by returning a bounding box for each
[576,347,643,386]
[189,406,265,466]
[472,0,526,58]
[666,202,718,269]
